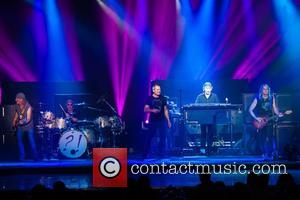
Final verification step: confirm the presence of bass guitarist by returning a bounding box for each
[249,84,283,160]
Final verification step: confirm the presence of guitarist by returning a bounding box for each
[249,84,283,159]
[13,93,38,161]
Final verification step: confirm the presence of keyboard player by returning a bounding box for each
[195,82,219,155]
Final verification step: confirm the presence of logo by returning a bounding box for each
[99,157,121,178]
[93,148,127,187]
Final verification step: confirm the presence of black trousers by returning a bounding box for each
[144,121,166,157]
[257,125,276,156]
[200,124,214,152]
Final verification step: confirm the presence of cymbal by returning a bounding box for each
[74,102,87,106]
[77,119,94,123]
[77,119,95,126]
[38,102,48,105]
[86,106,102,112]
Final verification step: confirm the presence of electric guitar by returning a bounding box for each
[253,110,293,129]
[13,108,27,129]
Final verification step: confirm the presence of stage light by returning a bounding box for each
[232,0,283,81]
[26,0,85,82]
[176,0,181,12]
[207,1,243,71]
[174,0,215,80]
[0,84,2,105]
[97,0,181,117]
[59,1,85,81]
[0,23,37,81]
[233,25,281,80]
[44,0,74,81]
[96,0,143,116]
[273,0,300,65]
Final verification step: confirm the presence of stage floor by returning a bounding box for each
[1,155,300,190]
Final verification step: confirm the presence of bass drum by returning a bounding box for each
[59,129,87,158]
[80,126,97,146]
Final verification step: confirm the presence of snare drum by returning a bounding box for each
[59,129,87,158]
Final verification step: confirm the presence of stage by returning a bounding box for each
[1,155,300,190]
[0,0,300,198]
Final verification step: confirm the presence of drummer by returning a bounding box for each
[65,99,78,125]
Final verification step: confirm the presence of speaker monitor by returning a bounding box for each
[1,105,16,133]
[276,125,299,158]
[242,93,256,124]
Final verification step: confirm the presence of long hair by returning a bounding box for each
[258,84,272,101]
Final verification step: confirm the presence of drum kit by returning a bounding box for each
[38,101,124,159]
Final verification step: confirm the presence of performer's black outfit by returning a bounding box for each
[144,95,167,157]
[195,93,219,154]
[254,96,276,157]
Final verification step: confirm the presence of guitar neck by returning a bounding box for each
[267,115,277,121]
[267,111,290,121]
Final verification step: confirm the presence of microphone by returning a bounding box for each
[225,97,229,119]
